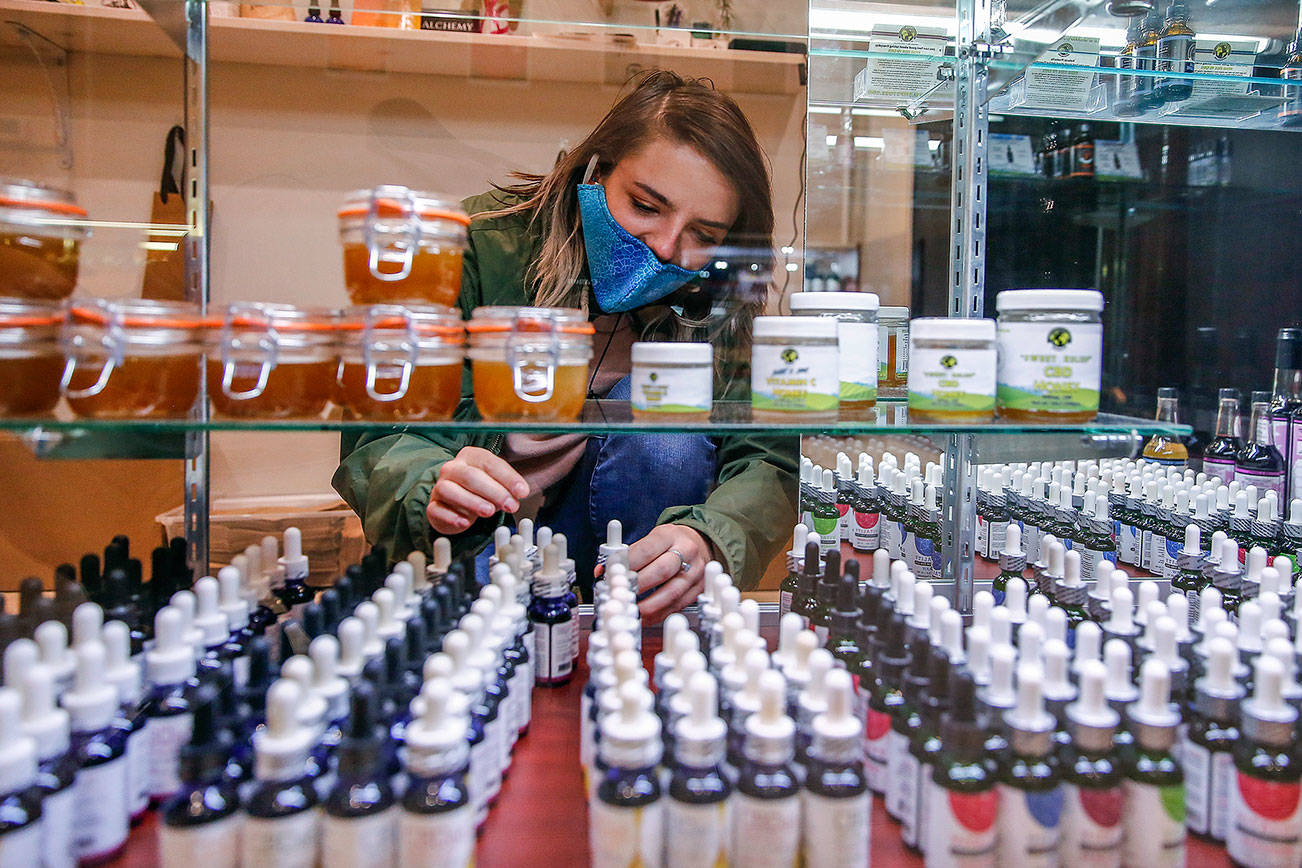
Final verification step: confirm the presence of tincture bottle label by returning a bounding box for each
[159,812,241,868]
[926,786,997,868]
[399,807,475,868]
[730,793,799,868]
[851,509,880,552]
[911,537,939,581]
[802,790,870,868]
[908,346,997,415]
[41,779,76,868]
[988,521,1009,561]
[0,823,41,867]
[73,756,129,861]
[865,711,891,794]
[1202,457,1235,485]
[1290,418,1302,501]
[241,810,320,868]
[127,726,150,817]
[666,800,730,868]
[1182,739,1232,840]
[534,619,576,684]
[1227,771,1302,866]
[977,515,991,558]
[996,783,1062,867]
[780,590,793,616]
[1118,522,1141,565]
[812,514,840,554]
[1157,33,1195,75]
[1121,780,1185,867]
[590,799,664,868]
[321,808,397,868]
[145,712,194,800]
[1236,470,1286,503]
[895,745,921,840]
[996,321,1102,415]
[751,341,839,414]
[1059,782,1123,864]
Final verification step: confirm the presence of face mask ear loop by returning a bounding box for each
[582,154,600,185]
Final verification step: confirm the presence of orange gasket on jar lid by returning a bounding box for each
[465,319,595,336]
[336,201,471,225]
[0,196,89,218]
[0,311,62,328]
[224,314,342,333]
[338,318,464,338]
[67,303,207,330]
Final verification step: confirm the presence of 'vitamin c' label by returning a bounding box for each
[590,799,664,868]
[1227,771,1302,867]
[996,321,1101,415]
[908,346,997,416]
[751,341,839,414]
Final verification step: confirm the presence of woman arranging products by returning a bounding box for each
[335,70,797,620]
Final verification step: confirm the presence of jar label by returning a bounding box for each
[834,320,878,403]
[751,341,839,414]
[631,364,712,414]
[1059,782,1123,865]
[996,321,1101,414]
[730,793,800,868]
[1228,771,1302,867]
[146,712,193,800]
[590,799,664,868]
[996,783,1062,866]
[802,790,870,868]
[322,807,398,868]
[241,810,320,868]
[926,786,997,867]
[908,346,996,415]
[73,755,129,861]
[1121,780,1185,867]
[666,799,730,868]
[159,811,241,868]
[41,781,77,868]
[398,806,475,868]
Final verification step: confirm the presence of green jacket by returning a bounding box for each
[332,190,797,588]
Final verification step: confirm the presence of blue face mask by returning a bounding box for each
[576,183,702,313]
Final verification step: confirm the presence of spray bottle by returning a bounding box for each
[159,685,240,868]
[666,672,731,868]
[591,683,663,868]
[1122,659,1186,867]
[730,670,800,868]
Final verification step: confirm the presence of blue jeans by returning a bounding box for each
[476,377,715,598]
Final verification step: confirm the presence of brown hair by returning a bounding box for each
[483,70,775,317]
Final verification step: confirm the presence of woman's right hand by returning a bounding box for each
[427,447,530,534]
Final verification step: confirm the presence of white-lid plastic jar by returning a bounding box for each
[878,306,910,397]
[995,289,1104,422]
[788,291,880,409]
[630,341,712,421]
[907,317,997,422]
[750,316,839,420]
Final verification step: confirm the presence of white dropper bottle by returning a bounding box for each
[62,642,129,863]
[399,679,474,867]
[242,679,319,867]
[144,607,196,804]
[0,687,41,864]
[103,620,149,823]
[20,663,76,868]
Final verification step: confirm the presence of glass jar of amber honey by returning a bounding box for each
[0,298,63,417]
[209,303,340,419]
[61,299,204,419]
[338,186,470,306]
[467,307,593,422]
[338,305,464,421]
[0,179,90,301]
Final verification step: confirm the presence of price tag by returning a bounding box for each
[855,25,949,102]
[1020,36,1102,110]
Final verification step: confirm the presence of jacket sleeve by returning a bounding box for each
[656,433,798,590]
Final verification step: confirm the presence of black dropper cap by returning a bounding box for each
[404,620,428,676]
[799,540,821,596]
[150,546,176,614]
[239,637,275,719]
[79,554,103,602]
[0,600,18,654]
[18,577,55,635]
[319,590,343,634]
[845,559,860,585]
[170,537,193,592]
[177,685,231,786]
[940,671,985,759]
[815,549,842,610]
[383,636,418,711]
[53,567,86,628]
[830,574,861,638]
[858,584,882,658]
[420,596,445,652]
[1276,328,1302,371]
[901,633,933,704]
[361,658,395,723]
[430,578,454,629]
[361,552,386,597]
[921,647,953,730]
[103,538,128,575]
[101,568,145,653]
[302,603,325,640]
[127,558,145,608]
[340,567,363,609]
[336,683,387,780]
[876,612,911,684]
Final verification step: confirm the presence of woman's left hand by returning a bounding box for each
[627,524,715,624]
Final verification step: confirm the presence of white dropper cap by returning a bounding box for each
[789,524,809,563]
[890,560,909,603]
[675,671,727,764]
[1005,578,1028,624]
[601,520,630,571]
[192,577,230,648]
[1134,582,1159,625]
[279,527,309,581]
[1264,637,1301,698]
[1028,596,1050,633]
[1066,660,1118,731]
[61,642,118,734]
[1181,523,1201,558]
[169,590,204,655]
[966,626,991,685]
[772,613,804,674]
[1219,539,1241,575]
[20,663,68,762]
[990,608,1013,649]
[0,689,37,795]
[600,683,661,769]
[1260,566,1284,600]
[260,536,279,583]
[810,669,860,761]
[336,617,366,680]
[711,613,745,674]
[1195,587,1224,635]
[784,632,819,702]
[281,655,326,732]
[909,582,933,631]
[1003,521,1024,559]
[34,620,74,690]
[386,571,416,622]
[71,602,103,651]
[972,591,994,634]
[1019,622,1045,665]
[354,601,384,660]
[406,679,470,776]
[1263,617,1289,646]
[1152,616,1184,674]
[308,635,349,723]
[147,607,196,686]
[653,614,690,688]
[1105,587,1134,634]
[895,571,917,618]
[1006,662,1054,735]
[940,610,964,662]
[870,549,890,589]
[1244,655,1296,731]
[372,588,405,643]
[744,670,795,765]
[1072,621,1102,680]
[1044,607,1068,648]
[1199,637,1240,700]
[1103,639,1138,706]
[1038,535,1058,568]
[254,679,315,782]
[102,621,142,708]
[1165,594,1191,642]
[1129,659,1179,731]
[798,650,834,721]
[983,643,1018,709]
[1062,550,1084,591]
[217,566,251,629]
[1046,541,1066,581]
[739,599,761,641]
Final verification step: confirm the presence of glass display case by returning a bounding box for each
[4,0,1298,604]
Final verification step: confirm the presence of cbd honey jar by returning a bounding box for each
[338,186,470,306]
[0,298,63,417]
[208,304,340,419]
[995,289,1104,423]
[61,299,205,419]
[0,179,90,301]
[338,305,464,422]
[467,307,593,422]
